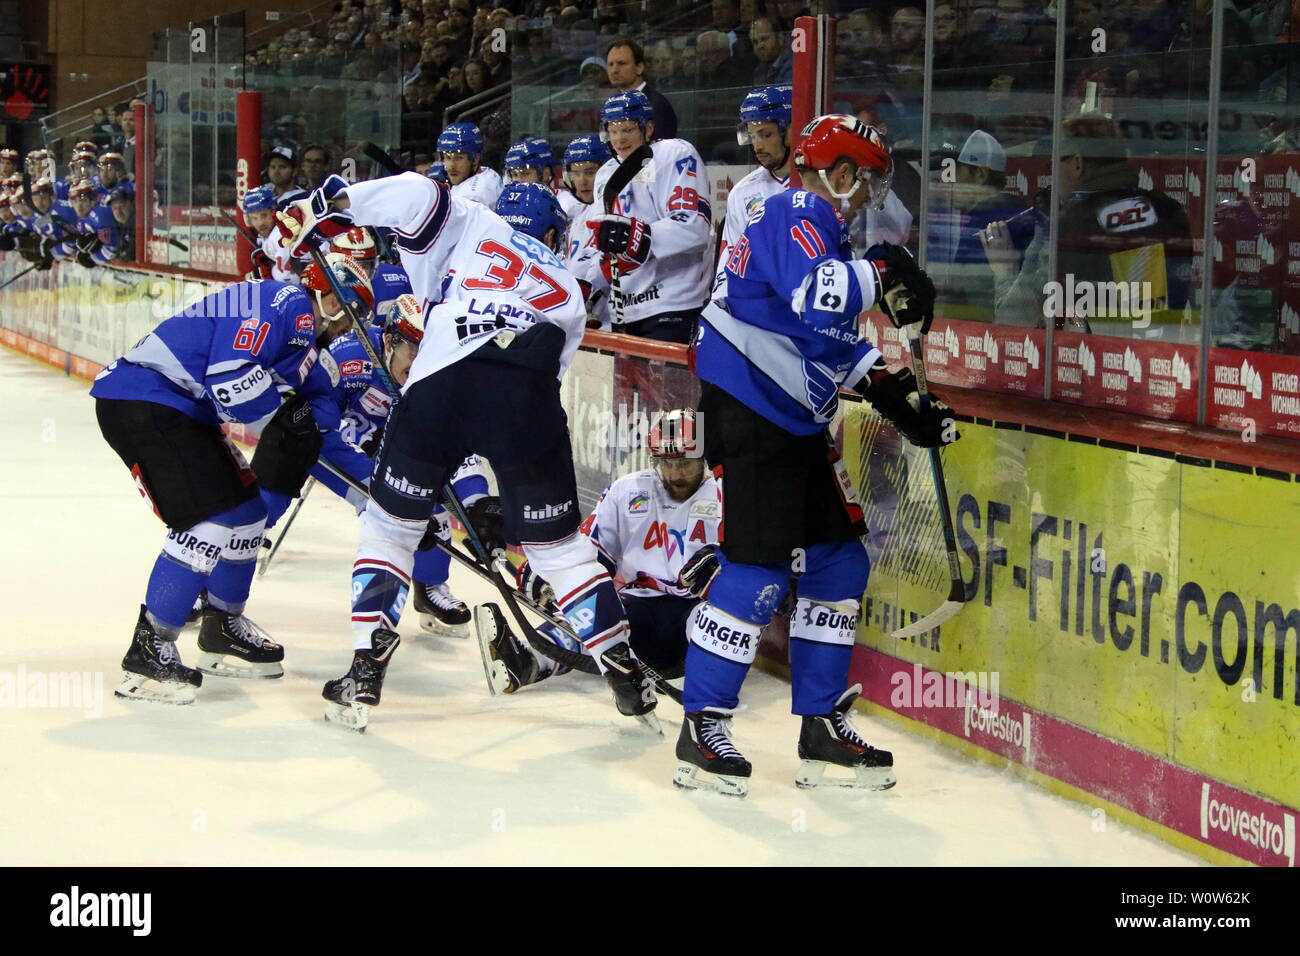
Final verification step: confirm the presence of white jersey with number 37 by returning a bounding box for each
[341,173,587,389]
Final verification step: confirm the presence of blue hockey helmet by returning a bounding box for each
[737,85,793,144]
[425,162,449,185]
[494,181,568,244]
[505,138,556,176]
[600,90,654,141]
[241,183,278,213]
[563,134,612,168]
[437,122,485,157]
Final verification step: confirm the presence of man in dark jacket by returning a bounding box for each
[605,38,678,142]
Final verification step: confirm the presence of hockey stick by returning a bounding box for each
[219,207,260,247]
[257,476,316,577]
[0,262,41,291]
[890,325,967,639]
[601,145,653,328]
[362,142,403,177]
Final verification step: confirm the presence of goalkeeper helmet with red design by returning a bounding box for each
[300,251,375,322]
[330,226,378,262]
[388,293,425,345]
[794,114,893,212]
[647,408,700,459]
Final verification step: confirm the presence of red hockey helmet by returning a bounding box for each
[29,176,54,195]
[330,226,378,262]
[647,408,700,459]
[794,114,893,211]
[69,179,98,201]
[300,252,376,320]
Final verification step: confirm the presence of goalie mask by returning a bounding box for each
[300,252,376,330]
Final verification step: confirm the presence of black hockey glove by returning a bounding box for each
[416,508,451,551]
[0,233,15,252]
[465,495,507,557]
[34,237,56,271]
[75,232,104,255]
[677,543,724,599]
[75,250,98,269]
[515,559,557,610]
[590,214,652,279]
[16,232,41,263]
[250,395,323,496]
[866,242,936,335]
[359,425,384,458]
[861,362,958,449]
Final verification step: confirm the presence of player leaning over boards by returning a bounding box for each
[677,115,958,796]
[583,90,712,344]
[276,171,658,731]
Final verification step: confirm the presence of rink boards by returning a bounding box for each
[2,254,1296,865]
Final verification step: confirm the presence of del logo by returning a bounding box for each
[339,359,371,377]
[1098,197,1156,233]
[675,156,698,177]
[295,313,314,332]
[628,493,649,514]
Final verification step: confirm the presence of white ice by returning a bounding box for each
[1,350,1202,865]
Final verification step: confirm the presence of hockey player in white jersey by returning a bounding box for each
[714,85,793,300]
[584,90,712,343]
[242,184,297,282]
[277,172,658,731]
[478,409,721,693]
[437,123,503,209]
[559,135,613,327]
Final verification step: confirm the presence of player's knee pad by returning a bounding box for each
[708,561,790,626]
[797,540,870,603]
[358,497,427,563]
[788,596,859,648]
[221,517,267,566]
[521,531,597,576]
[161,519,228,575]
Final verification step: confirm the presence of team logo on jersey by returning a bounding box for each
[628,493,649,514]
[271,286,298,308]
[339,359,371,377]
[689,500,719,518]
[295,313,314,332]
[744,195,764,218]
[675,156,698,177]
[359,386,392,417]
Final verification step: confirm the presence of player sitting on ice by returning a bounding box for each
[242,184,297,282]
[327,226,414,326]
[477,409,721,695]
[276,168,658,732]
[714,84,793,300]
[583,90,713,343]
[436,122,503,209]
[60,179,119,268]
[90,267,356,701]
[256,284,485,637]
[676,115,955,796]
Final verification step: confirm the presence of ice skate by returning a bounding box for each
[474,602,543,695]
[600,642,661,734]
[412,580,471,637]
[196,607,284,679]
[322,629,400,732]
[795,684,896,791]
[673,707,751,797]
[116,605,203,705]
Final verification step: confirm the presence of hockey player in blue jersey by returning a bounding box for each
[328,227,414,326]
[61,179,119,267]
[676,114,954,796]
[96,153,133,204]
[25,177,78,264]
[257,289,485,636]
[91,259,373,703]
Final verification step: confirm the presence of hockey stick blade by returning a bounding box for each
[890,582,966,638]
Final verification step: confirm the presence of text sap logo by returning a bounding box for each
[627,492,649,514]
[982,330,999,365]
[675,155,698,177]
[338,359,371,377]
[963,690,1031,758]
[295,313,314,332]
[50,886,151,936]
[1078,340,1097,377]
[944,325,961,357]
[523,500,573,521]
[1258,234,1277,266]
[565,598,597,636]
[1287,167,1300,199]
[1138,167,1154,192]
[1097,197,1156,233]
[1200,783,1295,865]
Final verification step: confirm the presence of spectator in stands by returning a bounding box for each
[263,147,308,206]
[115,105,138,172]
[836,7,888,81]
[90,108,116,150]
[750,17,792,85]
[695,30,754,88]
[605,39,679,141]
[713,0,753,59]
[479,33,512,86]
[465,59,493,97]
[301,145,332,189]
[772,0,808,30]
[889,6,925,78]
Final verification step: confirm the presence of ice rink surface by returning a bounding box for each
[1,350,1203,866]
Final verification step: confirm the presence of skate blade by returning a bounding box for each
[633,710,664,736]
[795,759,897,791]
[115,671,197,705]
[673,763,748,797]
[324,700,370,732]
[473,606,506,696]
[196,652,284,680]
[419,613,470,639]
